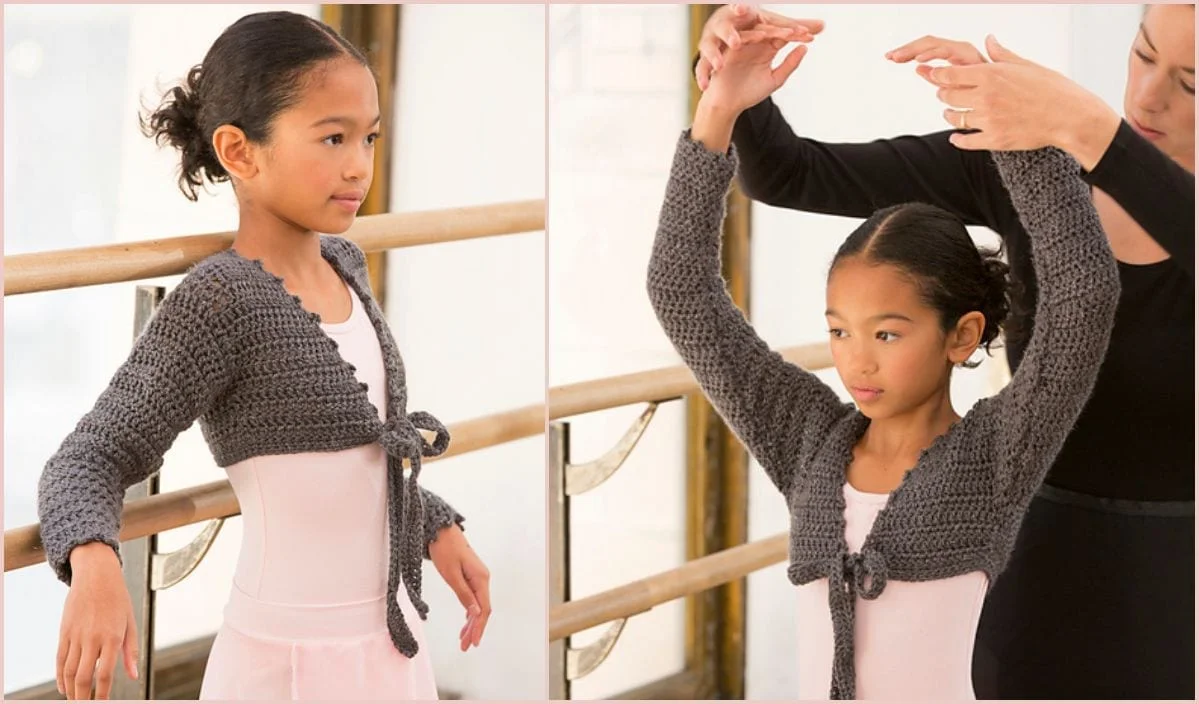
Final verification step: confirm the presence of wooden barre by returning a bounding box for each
[548,533,789,641]
[548,343,833,420]
[5,199,544,296]
[4,402,545,573]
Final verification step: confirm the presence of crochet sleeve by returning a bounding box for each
[987,148,1121,509]
[647,131,847,496]
[421,487,466,559]
[36,274,234,584]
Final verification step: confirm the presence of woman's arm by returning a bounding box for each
[37,277,234,584]
[1079,120,1195,276]
[647,131,848,496]
[985,147,1121,508]
[732,97,1005,227]
[916,37,1194,276]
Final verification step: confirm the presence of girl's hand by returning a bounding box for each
[697,4,823,90]
[693,40,810,154]
[58,543,139,700]
[428,525,491,651]
[917,35,1121,169]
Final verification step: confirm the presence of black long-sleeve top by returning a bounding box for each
[732,96,1194,501]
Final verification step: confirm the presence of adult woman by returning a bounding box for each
[694,4,1193,698]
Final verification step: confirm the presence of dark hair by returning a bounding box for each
[830,202,1012,369]
[140,11,370,201]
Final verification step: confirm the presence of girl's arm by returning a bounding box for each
[985,147,1121,508]
[732,97,1009,228]
[647,131,848,496]
[1079,119,1195,277]
[37,277,234,584]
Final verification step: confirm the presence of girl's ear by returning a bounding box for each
[212,125,259,182]
[947,311,985,365]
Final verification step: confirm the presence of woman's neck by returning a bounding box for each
[860,388,960,462]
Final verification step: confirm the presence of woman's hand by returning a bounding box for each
[694,40,810,154]
[696,4,823,89]
[886,34,987,66]
[429,525,491,651]
[58,543,139,700]
[913,35,1121,169]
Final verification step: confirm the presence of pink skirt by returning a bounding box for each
[199,583,438,700]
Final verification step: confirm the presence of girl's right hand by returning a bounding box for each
[697,4,824,90]
[702,39,809,118]
[58,543,139,700]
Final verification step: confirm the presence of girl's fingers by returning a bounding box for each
[472,608,490,647]
[56,633,71,695]
[63,639,82,700]
[698,34,724,73]
[73,641,101,700]
[696,56,714,90]
[761,11,825,36]
[93,644,118,700]
[121,610,139,681]
[771,43,808,87]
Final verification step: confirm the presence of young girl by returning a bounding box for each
[697,6,1194,697]
[647,45,1120,699]
[37,12,490,701]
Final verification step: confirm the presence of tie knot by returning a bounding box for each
[379,411,451,460]
[835,549,888,600]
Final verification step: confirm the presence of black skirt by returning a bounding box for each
[972,483,1195,699]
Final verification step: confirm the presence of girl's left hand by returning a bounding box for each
[429,525,492,651]
[915,35,1120,168]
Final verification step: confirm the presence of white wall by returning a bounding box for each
[388,4,546,700]
[547,4,1139,700]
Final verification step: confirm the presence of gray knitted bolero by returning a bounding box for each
[37,235,463,658]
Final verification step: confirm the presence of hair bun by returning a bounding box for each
[140,65,228,201]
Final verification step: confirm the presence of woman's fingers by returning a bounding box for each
[935,86,976,110]
[888,35,984,65]
[943,107,984,134]
[948,130,989,150]
[918,63,984,88]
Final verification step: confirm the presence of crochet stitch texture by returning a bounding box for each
[647,132,1120,698]
[38,235,462,658]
